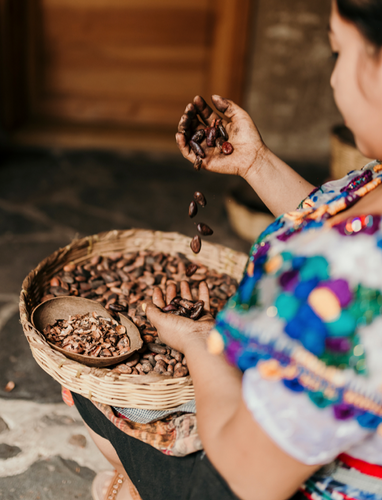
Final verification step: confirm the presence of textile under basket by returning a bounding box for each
[19,229,247,409]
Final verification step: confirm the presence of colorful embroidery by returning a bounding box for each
[214,160,382,432]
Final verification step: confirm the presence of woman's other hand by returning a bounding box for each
[176,95,267,181]
[145,280,214,354]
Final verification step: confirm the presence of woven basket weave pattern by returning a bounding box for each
[20,229,247,409]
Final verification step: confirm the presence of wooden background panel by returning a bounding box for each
[1,0,252,150]
[32,0,214,126]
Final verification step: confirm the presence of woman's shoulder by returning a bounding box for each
[299,160,382,210]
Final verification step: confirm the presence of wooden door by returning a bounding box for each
[0,0,252,151]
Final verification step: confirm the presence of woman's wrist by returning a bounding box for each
[241,143,271,182]
[182,334,208,358]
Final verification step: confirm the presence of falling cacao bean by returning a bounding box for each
[197,223,214,236]
[188,201,198,218]
[193,191,207,207]
[190,235,201,254]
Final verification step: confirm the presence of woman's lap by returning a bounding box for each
[72,392,240,500]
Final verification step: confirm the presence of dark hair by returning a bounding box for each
[336,0,382,48]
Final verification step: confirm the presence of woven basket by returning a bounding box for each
[20,229,247,409]
[330,125,372,179]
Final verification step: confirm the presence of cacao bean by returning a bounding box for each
[206,126,218,147]
[191,129,205,143]
[190,301,204,320]
[162,304,178,313]
[197,223,213,236]
[216,137,225,152]
[115,364,132,375]
[222,142,234,155]
[194,156,202,171]
[193,191,207,207]
[174,366,188,378]
[216,120,228,141]
[185,263,198,277]
[190,235,201,254]
[189,140,205,158]
[147,343,167,355]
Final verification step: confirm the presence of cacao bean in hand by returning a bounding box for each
[189,140,205,158]
[194,191,207,207]
[191,129,205,143]
[194,156,202,171]
[206,126,218,147]
[162,304,178,313]
[216,137,225,152]
[216,119,228,141]
[190,235,201,254]
[190,301,205,320]
[222,142,234,155]
[197,223,213,236]
[188,201,198,218]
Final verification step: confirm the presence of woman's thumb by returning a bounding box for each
[143,302,166,329]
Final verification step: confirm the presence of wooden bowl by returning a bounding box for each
[31,296,143,368]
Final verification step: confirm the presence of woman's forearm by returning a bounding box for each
[244,147,315,218]
[184,338,243,438]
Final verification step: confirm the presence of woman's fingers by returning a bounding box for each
[177,103,200,137]
[166,281,177,305]
[198,281,210,311]
[180,280,193,300]
[152,286,166,309]
[193,95,221,125]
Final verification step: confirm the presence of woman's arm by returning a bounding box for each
[176,95,315,217]
[145,283,320,500]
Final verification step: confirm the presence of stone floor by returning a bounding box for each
[0,146,328,499]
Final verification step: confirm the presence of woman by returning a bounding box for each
[73,0,382,499]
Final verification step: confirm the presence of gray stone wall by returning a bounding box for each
[245,0,342,164]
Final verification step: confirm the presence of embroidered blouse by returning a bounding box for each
[213,160,382,471]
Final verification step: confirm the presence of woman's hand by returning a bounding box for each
[145,280,215,355]
[176,95,267,180]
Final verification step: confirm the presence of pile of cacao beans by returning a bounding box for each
[40,251,237,377]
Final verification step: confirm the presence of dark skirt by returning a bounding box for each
[72,392,305,500]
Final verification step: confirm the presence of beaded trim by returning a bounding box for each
[106,472,126,500]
